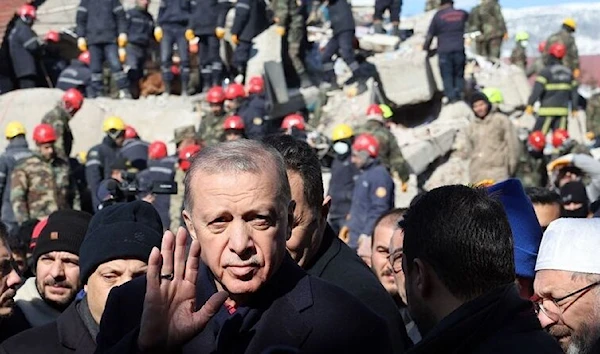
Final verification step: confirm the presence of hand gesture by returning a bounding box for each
[137,227,228,353]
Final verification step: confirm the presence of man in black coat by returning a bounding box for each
[8,5,43,89]
[230,0,269,82]
[94,140,393,353]
[263,134,411,353]
[189,0,223,92]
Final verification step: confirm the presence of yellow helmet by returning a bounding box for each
[379,104,393,119]
[102,116,126,132]
[563,18,576,30]
[5,121,26,139]
[515,31,529,42]
[482,87,504,104]
[331,124,354,141]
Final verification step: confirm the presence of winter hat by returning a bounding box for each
[32,210,92,266]
[560,181,588,205]
[470,91,492,115]
[487,179,542,279]
[79,200,163,285]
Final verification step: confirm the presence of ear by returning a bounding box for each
[412,258,432,299]
[182,209,197,241]
[286,200,296,241]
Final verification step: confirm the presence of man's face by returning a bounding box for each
[113,132,125,147]
[0,241,21,317]
[85,259,147,324]
[36,251,80,309]
[390,228,407,304]
[371,222,397,297]
[39,143,55,160]
[351,151,367,169]
[183,169,292,298]
[472,100,489,118]
[225,100,240,113]
[178,138,197,151]
[210,103,223,115]
[533,203,562,232]
[287,171,324,268]
[11,250,27,276]
[534,270,600,353]
[225,131,243,142]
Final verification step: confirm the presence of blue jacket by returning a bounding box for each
[56,59,92,97]
[327,153,359,219]
[0,137,32,225]
[189,0,219,36]
[146,157,176,229]
[157,0,191,27]
[231,0,269,42]
[347,160,394,247]
[126,7,154,47]
[328,0,355,35]
[76,0,127,45]
[8,19,41,78]
[86,136,121,211]
[423,6,468,54]
[238,94,275,140]
[120,138,149,171]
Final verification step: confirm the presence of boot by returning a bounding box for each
[373,22,385,34]
[201,73,212,93]
[391,25,400,38]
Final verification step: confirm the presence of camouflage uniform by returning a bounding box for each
[41,105,74,160]
[470,0,506,59]
[545,28,579,72]
[514,143,543,187]
[425,0,440,11]
[169,166,185,230]
[198,111,226,147]
[10,154,69,224]
[272,0,308,81]
[526,57,545,78]
[510,44,527,70]
[355,120,410,181]
[586,93,600,137]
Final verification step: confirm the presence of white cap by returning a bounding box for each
[535,218,600,274]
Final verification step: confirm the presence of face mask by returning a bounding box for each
[333,141,349,155]
[562,207,589,218]
[520,40,529,48]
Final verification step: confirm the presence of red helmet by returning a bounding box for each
[62,88,84,114]
[78,51,91,66]
[45,30,60,43]
[281,114,305,130]
[33,124,57,144]
[124,125,138,139]
[552,128,569,148]
[148,141,168,160]
[223,115,245,130]
[548,43,567,59]
[206,86,225,104]
[528,131,546,152]
[352,133,380,158]
[225,83,246,100]
[17,4,36,19]
[538,41,547,54]
[178,144,201,172]
[247,76,264,94]
[366,104,383,118]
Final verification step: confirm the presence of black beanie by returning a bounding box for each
[560,181,588,204]
[32,210,92,266]
[79,200,163,285]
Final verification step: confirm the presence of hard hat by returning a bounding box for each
[331,124,354,141]
[352,133,380,158]
[33,124,57,144]
[552,128,569,148]
[102,116,126,132]
[178,144,201,172]
[5,121,26,139]
[206,86,225,104]
[548,43,567,59]
[223,115,245,130]
[17,4,36,20]
[247,76,264,95]
[528,131,546,152]
[124,125,138,139]
[379,104,393,119]
[225,83,246,100]
[515,31,529,42]
[62,88,84,113]
[482,87,504,104]
[366,104,383,119]
[148,141,168,160]
[78,51,91,66]
[538,41,547,54]
[563,18,576,30]
[281,114,305,131]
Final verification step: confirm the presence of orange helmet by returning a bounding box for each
[552,128,569,148]
[124,125,138,139]
[538,41,547,54]
[223,115,245,130]
[178,144,201,172]
[148,141,168,160]
[281,114,305,130]
[352,133,380,158]
[33,124,57,144]
[62,88,84,114]
[206,86,225,104]
[225,83,246,100]
[528,131,546,152]
[548,43,567,59]
[78,51,91,65]
[18,4,36,20]
[247,76,264,94]
[366,104,383,119]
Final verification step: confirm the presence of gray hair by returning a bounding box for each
[183,140,291,212]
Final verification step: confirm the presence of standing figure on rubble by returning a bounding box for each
[510,31,528,70]
[76,0,131,98]
[125,0,155,97]
[189,0,223,92]
[425,0,440,11]
[8,5,42,89]
[545,18,580,79]
[41,88,84,161]
[469,0,507,59]
[230,0,269,83]
[526,41,546,78]
[56,51,92,97]
[373,0,402,36]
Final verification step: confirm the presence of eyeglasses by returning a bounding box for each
[387,251,403,274]
[533,280,600,322]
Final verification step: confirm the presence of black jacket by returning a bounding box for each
[95,256,393,353]
[0,301,96,353]
[528,60,579,117]
[146,157,176,228]
[189,0,219,36]
[8,19,41,78]
[0,306,31,344]
[408,284,563,354]
[328,0,355,35]
[120,138,149,171]
[231,0,270,42]
[306,225,411,353]
[157,0,191,27]
[0,137,32,225]
[423,6,468,54]
[238,94,277,140]
[327,153,358,219]
[76,0,127,45]
[86,136,121,210]
[56,60,92,97]
[126,7,154,47]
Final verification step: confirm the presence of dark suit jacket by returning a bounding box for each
[0,306,30,344]
[95,256,393,354]
[306,225,411,353]
[0,300,96,354]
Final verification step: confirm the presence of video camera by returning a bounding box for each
[97,174,178,210]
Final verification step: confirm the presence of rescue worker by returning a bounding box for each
[586,89,600,144]
[466,91,519,184]
[86,116,126,211]
[510,31,529,70]
[0,122,33,231]
[239,76,272,140]
[169,125,197,229]
[469,0,507,59]
[146,140,176,229]
[41,88,84,160]
[340,133,394,250]
[230,0,269,83]
[155,0,192,95]
[356,104,409,182]
[425,0,440,11]
[120,125,149,171]
[223,115,246,141]
[526,41,547,78]
[76,0,131,98]
[281,113,308,141]
[56,51,92,97]
[327,123,359,235]
[8,5,42,89]
[189,0,222,92]
[199,86,227,146]
[321,0,362,89]
[125,0,155,97]
[224,83,247,114]
[545,18,579,78]
[526,43,579,137]
[10,124,69,225]
[373,0,402,36]
[172,143,200,226]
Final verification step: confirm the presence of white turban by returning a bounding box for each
[535,218,600,274]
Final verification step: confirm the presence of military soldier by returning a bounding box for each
[223,116,246,141]
[230,0,269,83]
[273,0,311,87]
[425,0,440,11]
[356,104,410,182]
[146,140,176,229]
[469,0,507,59]
[0,122,33,231]
[199,86,227,146]
[510,31,528,70]
[545,18,579,78]
[56,51,92,96]
[526,41,546,78]
[121,125,150,171]
[169,125,198,229]
[586,91,600,144]
[10,124,69,224]
[224,83,247,114]
[41,88,84,161]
